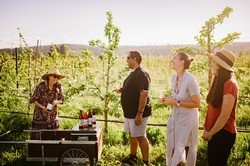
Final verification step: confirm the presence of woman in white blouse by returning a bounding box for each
[160,52,200,166]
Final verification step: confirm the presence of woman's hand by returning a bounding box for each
[41,105,51,114]
[202,129,213,142]
[160,96,176,106]
[52,100,61,106]
[35,101,50,113]
[159,97,165,103]
[113,87,122,93]
[41,106,47,112]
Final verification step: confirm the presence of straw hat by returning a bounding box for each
[42,68,65,80]
[209,49,236,71]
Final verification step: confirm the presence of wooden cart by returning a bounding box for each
[0,124,103,166]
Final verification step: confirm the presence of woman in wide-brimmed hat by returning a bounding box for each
[202,49,238,166]
[29,68,65,139]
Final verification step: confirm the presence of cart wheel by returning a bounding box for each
[60,148,91,166]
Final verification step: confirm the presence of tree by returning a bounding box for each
[48,44,60,58]
[173,6,241,85]
[60,44,71,55]
[89,12,121,133]
[18,28,34,98]
[81,49,93,81]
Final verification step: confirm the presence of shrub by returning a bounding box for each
[146,126,165,145]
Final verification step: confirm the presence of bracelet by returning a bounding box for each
[137,111,143,113]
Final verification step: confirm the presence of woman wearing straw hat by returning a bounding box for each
[202,49,238,166]
[30,68,65,139]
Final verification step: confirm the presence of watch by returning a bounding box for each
[177,100,181,107]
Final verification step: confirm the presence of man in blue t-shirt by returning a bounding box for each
[114,51,151,165]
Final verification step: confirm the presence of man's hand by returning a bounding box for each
[135,113,143,125]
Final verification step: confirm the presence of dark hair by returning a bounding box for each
[206,67,233,108]
[177,52,194,69]
[129,51,142,64]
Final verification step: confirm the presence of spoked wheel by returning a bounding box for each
[60,148,91,166]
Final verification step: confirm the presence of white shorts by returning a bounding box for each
[124,117,148,137]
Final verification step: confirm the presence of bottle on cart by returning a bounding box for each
[88,109,93,127]
[82,111,88,128]
[92,109,96,128]
[79,110,83,129]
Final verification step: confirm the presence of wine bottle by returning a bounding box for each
[92,109,96,128]
[79,110,83,129]
[88,109,93,127]
[82,111,88,128]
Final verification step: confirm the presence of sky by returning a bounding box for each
[1,0,250,49]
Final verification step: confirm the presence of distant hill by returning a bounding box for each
[1,42,250,57]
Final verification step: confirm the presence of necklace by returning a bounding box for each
[174,76,182,94]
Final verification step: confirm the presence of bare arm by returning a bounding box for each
[52,99,63,106]
[160,95,200,108]
[34,101,47,112]
[135,90,149,125]
[178,95,200,108]
[202,93,235,141]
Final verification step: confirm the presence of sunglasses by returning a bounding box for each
[51,75,60,79]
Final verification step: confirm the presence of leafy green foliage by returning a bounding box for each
[234,67,250,108]
[59,44,71,55]
[174,6,241,85]
[194,6,241,51]
[146,127,165,145]
[237,106,250,128]
[0,9,249,165]
[0,114,31,132]
[0,49,249,166]
[196,137,208,166]
[89,11,122,133]
[228,133,250,165]
[48,44,60,58]
[0,147,23,166]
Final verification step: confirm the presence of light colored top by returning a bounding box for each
[166,71,200,166]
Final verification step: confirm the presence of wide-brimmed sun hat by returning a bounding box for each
[42,68,65,80]
[209,49,236,72]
